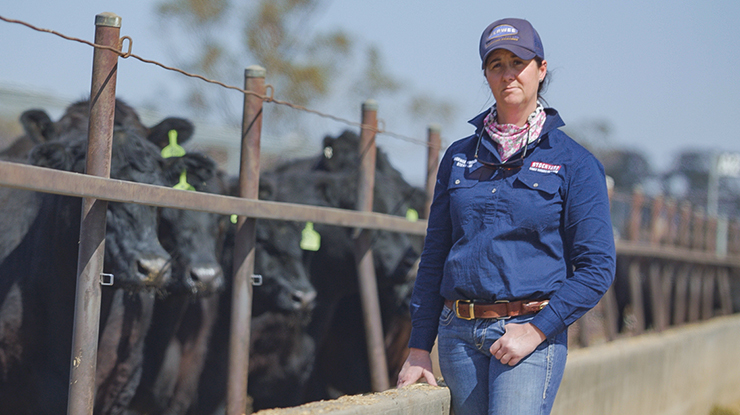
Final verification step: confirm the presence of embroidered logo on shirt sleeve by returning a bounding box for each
[529,161,561,174]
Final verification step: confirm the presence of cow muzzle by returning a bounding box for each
[136,256,171,288]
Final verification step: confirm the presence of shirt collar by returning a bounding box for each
[469,106,564,136]
[468,106,565,166]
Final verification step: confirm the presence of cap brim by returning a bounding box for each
[481,45,537,68]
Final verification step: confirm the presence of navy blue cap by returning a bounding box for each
[480,18,544,68]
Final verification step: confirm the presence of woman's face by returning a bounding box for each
[484,49,547,113]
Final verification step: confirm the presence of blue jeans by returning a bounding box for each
[437,305,568,415]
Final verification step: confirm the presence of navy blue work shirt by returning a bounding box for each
[408,107,616,352]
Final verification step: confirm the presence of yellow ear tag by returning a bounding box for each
[230,214,238,224]
[173,170,195,191]
[300,222,321,252]
[406,208,419,222]
[161,129,186,158]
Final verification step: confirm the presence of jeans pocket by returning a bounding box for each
[439,305,455,327]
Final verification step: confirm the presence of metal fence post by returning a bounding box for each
[227,65,264,415]
[648,195,668,331]
[68,12,120,415]
[627,190,646,334]
[355,99,390,392]
[423,124,441,220]
[688,209,705,322]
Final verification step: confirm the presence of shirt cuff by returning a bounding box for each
[530,306,566,339]
[408,327,437,352]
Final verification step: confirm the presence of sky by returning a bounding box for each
[2,1,740,186]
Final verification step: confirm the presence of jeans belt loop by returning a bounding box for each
[494,299,511,320]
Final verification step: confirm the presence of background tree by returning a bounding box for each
[153,0,454,140]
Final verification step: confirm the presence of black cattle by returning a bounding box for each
[129,151,230,415]
[0,100,195,415]
[0,99,193,262]
[0,185,42,265]
[264,130,425,401]
[0,111,53,262]
[187,183,317,414]
[12,99,193,149]
[129,169,317,414]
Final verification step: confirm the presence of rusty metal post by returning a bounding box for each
[67,12,120,415]
[648,262,667,331]
[627,260,645,334]
[692,209,706,251]
[664,199,678,245]
[423,124,441,220]
[705,217,718,254]
[678,202,693,248]
[688,209,705,322]
[626,190,646,334]
[354,99,390,392]
[227,65,264,415]
[647,195,668,331]
[701,268,715,320]
[600,288,619,340]
[673,265,689,325]
[649,194,664,245]
[730,220,740,255]
[717,268,733,315]
[628,188,644,242]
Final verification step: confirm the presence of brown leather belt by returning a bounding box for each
[444,299,549,320]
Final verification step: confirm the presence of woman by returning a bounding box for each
[397,17,616,415]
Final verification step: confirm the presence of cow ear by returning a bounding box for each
[29,142,74,171]
[147,117,195,149]
[20,109,55,144]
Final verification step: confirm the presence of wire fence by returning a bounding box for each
[0,14,439,150]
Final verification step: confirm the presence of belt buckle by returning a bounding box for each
[494,299,511,320]
[454,300,476,320]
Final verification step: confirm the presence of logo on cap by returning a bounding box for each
[487,24,519,43]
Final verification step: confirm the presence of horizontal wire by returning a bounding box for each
[0,14,442,151]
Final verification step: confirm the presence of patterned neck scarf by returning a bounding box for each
[483,102,546,162]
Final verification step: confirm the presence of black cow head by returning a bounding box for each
[218,177,316,319]
[28,128,172,291]
[253,219,316,319]
[157,152,227,297]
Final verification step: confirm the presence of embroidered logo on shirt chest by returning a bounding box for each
[454,156,477,168]
[529,161,561,174]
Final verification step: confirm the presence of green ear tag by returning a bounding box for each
[173,170,195,191]
[406,208,419,222]
[300,222,321,252]
[230,214,238,224]
[161,129,186,158]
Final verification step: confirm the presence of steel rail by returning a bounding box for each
[0,161,427,235]
[616,240,740,268]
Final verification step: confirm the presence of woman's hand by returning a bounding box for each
[396,347,438,387]
[489,322,546,366]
